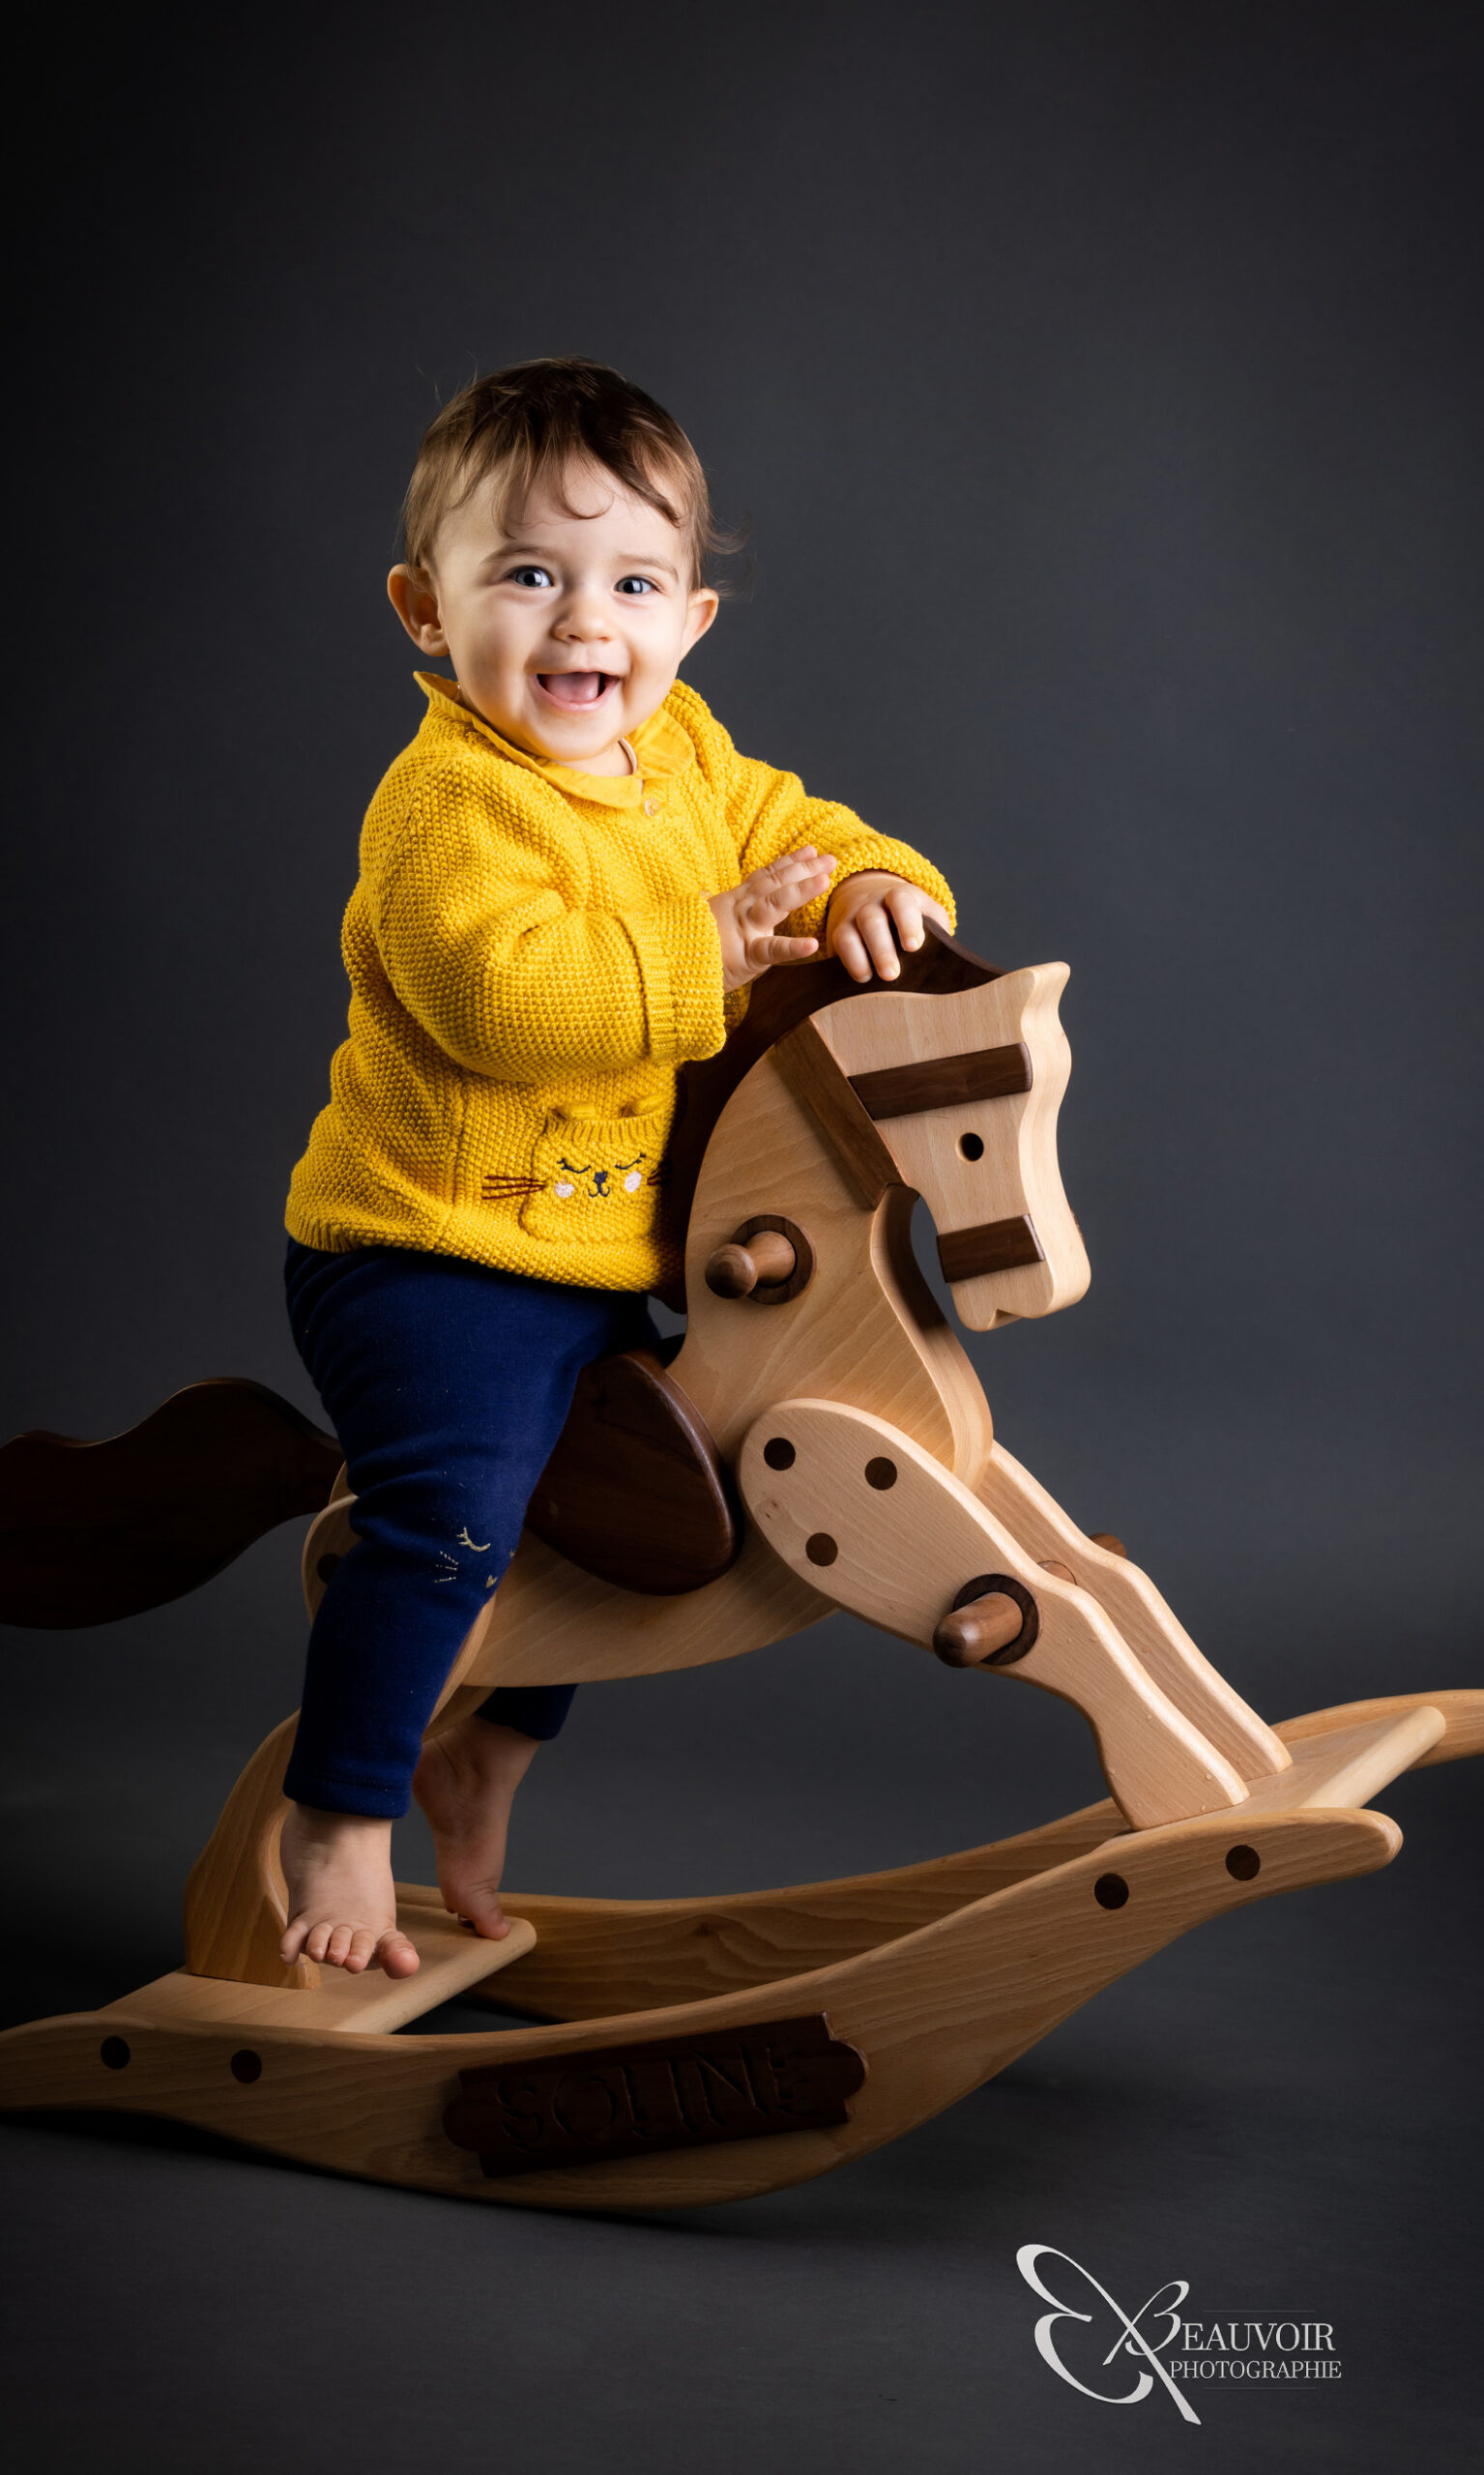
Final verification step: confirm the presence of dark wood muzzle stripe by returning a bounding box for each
[848,1040,1033,1121]
[938,1214,1045,1284]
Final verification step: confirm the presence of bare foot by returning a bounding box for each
[279,1804,421,1976]
[412,1718,541,1940]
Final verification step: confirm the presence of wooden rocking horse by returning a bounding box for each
[2,929,1478,2211]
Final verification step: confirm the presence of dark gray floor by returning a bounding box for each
[3,1512,1479,2475]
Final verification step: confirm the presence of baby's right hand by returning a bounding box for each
[708,848,837,993]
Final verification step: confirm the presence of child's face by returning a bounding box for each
[389,460,718,774]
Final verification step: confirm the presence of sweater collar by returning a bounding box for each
[415,672,694,806]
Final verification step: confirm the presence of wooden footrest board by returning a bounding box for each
[113,1899,536,2037]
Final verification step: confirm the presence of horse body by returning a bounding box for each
[363,962,1075,1703]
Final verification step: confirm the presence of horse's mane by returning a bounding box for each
[665,926,1002,1250]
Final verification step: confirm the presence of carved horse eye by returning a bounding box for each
[958,1132,985,1161]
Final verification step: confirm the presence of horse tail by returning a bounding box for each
[0,1379,341,1628]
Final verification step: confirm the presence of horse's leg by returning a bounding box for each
[738,1399,1252,1828]
[975,1441,1290,1782]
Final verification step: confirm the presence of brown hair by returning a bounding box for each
[399,357,720,586]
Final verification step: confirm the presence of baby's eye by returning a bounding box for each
[615,575,658,597]
[507,565,554,589]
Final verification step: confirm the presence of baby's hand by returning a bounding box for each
[826,871,953,983]
[709,847,837,993]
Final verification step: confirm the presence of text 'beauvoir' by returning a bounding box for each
[1180,2321,1336,2352]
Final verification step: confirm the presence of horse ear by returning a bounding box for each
[892,920,1004,997]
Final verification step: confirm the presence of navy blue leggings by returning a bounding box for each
[283,1239,658,1818]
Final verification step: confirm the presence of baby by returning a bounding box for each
[280,358,954,1974]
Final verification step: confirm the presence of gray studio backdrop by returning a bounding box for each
[3,9,1480,2475]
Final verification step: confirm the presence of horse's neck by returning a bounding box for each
[669,1047,992,1484]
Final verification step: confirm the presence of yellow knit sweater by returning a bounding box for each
[286,673,955,1290]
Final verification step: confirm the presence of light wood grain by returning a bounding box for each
[0,1808,1396,2213]
[181,1716,318,1990]
[740,1399,1248,1828]
[978,1441,1290,1782]
[121,1907,535,2036]
[451,1695,1474,2021]
[814,964,1091,1329]
[1277,1688,1484,1766]
[1227,1707,1443,1814]
[302,1492,358,1620]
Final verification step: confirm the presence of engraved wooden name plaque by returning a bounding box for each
[443,2012,868,2177]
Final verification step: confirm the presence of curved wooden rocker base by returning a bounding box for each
[3,943,1477,2216]
[1,1693,1475,2213]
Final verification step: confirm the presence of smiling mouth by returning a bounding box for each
[536,671,619,710]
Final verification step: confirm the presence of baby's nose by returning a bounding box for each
[554,591,613,640]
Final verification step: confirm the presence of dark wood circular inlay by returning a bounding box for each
[1093,1873,1130,1910]
[100,2036,131,2071]
[864,1457,897,1490]
[230,2050,263,2084]
[1225,1844,1261,1881]
[805,1532,839,1566]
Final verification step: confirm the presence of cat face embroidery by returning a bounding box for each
[550,1152,648,1203]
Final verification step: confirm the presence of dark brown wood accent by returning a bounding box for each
[444,2011,866,2177]
[706,1238,790,1297]
[848,1040,1033,1121]
[934,1574,1041,1668]
[1089,1532,1128,1558]
[936,1214,1045,1286]
[525,1349,740,1597]
[0,1380,343,1628]
[932,1593,1023,1667]
[704,1218,813,1303]
[662,923,1004,1263]
[772,1019,901,1209]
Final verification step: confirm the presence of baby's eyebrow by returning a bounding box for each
[488,540,681,582]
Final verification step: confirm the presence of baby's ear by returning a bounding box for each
[681,586,720,657]
[388,564,447,653]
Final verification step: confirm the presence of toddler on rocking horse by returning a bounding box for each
[279,358,954,1979]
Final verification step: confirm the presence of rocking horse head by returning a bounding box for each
[669,927,1091,1334]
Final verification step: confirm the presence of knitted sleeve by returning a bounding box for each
[724,752,955,945]
[369,782,727,1080]
[668,684,956,945]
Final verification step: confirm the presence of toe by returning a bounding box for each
[461,1892,510,1941]
[343,1927,380,1974]
[376,1930,422,1979]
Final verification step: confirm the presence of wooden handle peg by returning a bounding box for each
[705,1230,798,1298]
[1089,1532,1127,1558]
[931,1592,1024,1668]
